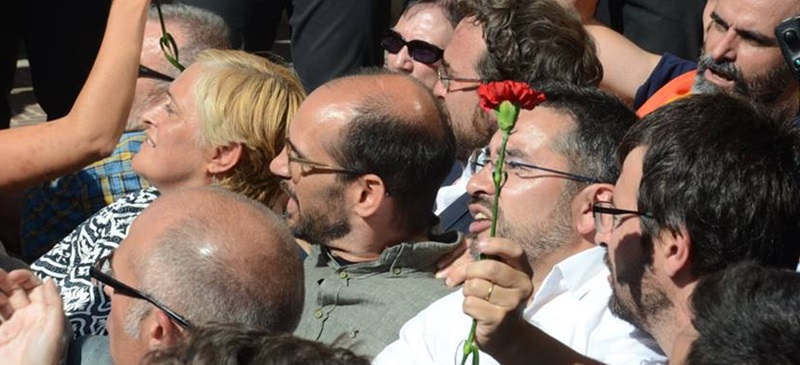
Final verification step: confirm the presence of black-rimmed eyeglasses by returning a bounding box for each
[381,29,444,65]
[90,255,192,329]
[469,152,600,186]
[592,201,653,233]
[285,139,365,176]
[138,64,175,82]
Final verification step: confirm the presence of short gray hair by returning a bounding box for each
[147,4,231,76]
[134,187,304,333]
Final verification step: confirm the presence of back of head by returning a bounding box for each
[138,187,305,333]
[618,94,800,275]
[402,0,463,27]
[686,261,800,365]
[330,70,456,233]
[150,3,231,69]
[145,323,371,365]
[537,82,637,185]
[194,50,306,206]
[461,0,602,86]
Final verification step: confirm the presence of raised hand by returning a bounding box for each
[0,270,66,365]
[462,237,533,355]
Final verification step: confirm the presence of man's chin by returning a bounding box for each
[692,72,732,96]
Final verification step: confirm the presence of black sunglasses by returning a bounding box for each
[138,64,175,82]
[381,29,444,64]
[90,256,192,328]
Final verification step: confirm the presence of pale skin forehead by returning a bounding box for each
[395,3,454,47]
[443,17,486,76]
[488,107,574,160]
[290,74,437,153]
[713,0,800,37]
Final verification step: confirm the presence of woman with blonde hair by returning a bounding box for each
[31,49,306,337]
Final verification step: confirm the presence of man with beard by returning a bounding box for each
[432,0,602,233]
[268,71,461,358]
[569,0,800,120]
[460,94,800,364]
[374,83,666,365]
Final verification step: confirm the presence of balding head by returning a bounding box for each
[327,71,456,233]
[122,187,303,332]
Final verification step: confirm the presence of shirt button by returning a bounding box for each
[393,267,402,275]
[339,271,349,279]
[314,309,323,319]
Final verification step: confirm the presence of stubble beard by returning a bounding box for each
[453,105,494,161]
[605,248,672,334]
[289,184,352,246]
[497,188,575,266]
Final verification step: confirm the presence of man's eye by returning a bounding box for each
[506,161,525,170]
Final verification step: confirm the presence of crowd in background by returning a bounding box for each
[1,0,800,364]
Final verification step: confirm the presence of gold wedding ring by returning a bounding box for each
[484,283,495,301]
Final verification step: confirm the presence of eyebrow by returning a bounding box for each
[286,138,306,159]
[711,11,777,47]
[503,147,527,160]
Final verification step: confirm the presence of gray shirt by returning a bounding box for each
[294,231,461,358]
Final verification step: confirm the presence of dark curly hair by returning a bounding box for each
[461,0,602,86]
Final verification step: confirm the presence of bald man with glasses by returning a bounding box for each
[0,187,304,365]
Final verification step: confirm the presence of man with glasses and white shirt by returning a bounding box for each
[449,94,800,365]
[428,0,602,236]
[374,83,665,365]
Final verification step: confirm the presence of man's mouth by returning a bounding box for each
[468,199,493,235]
[703,68,736,88]
[696,54,742,90]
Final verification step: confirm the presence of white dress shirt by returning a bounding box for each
[434,161,471,215]
[373,247,666,365]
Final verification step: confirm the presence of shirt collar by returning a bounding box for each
[309,231,463,273]
[534,246,607,305]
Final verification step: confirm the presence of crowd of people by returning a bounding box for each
[1,0,800,364]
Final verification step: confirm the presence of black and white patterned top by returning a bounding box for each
[31,187,160,337]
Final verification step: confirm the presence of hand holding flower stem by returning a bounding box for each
[461,81,545,365]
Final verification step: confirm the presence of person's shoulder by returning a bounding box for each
[633,53,697,109]
[67,336,113,365]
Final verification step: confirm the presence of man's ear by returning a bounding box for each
[574,183,614,236]
[351,173,387,218]
[146,310,184,350]
[660,226,692,278]
[207,143,244,175]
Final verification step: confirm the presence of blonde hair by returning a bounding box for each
[193,49,305,206]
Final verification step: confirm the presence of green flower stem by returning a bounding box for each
[461,101,520,365]
[489,130,510,238]
[153,0,185,71]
